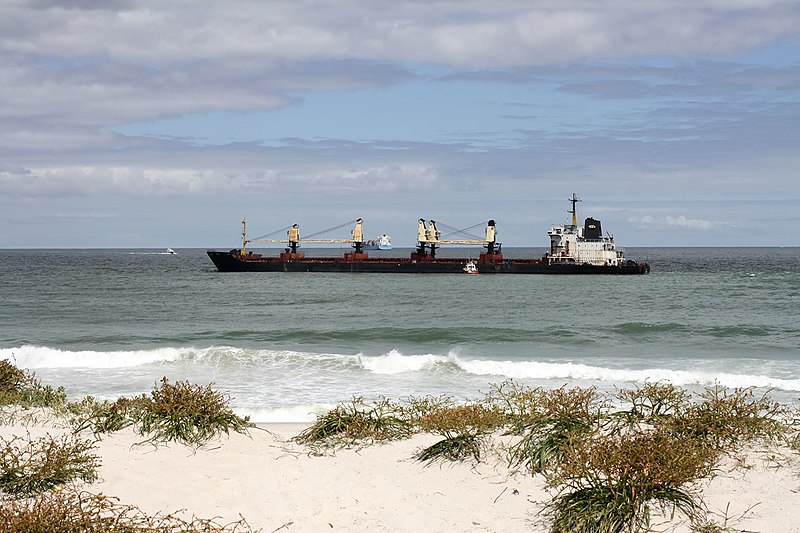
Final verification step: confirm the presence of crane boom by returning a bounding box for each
[240,219,365,255]
[415,219,499,257]
[417,219,496,244]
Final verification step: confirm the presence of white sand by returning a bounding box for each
[2,420,800,532]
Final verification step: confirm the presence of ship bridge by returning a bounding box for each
[546,195,626,267]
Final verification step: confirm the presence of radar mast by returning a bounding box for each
[568,193,581,228]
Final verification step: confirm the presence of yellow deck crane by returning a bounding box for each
[415,219,498,258]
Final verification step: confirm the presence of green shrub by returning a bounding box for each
[507,386,603,474]
[508,416,593,474]
[72,378,253,448]
[0,434,99,496]
[294,397,410,447]
[394,394,455,430]
[0,360,67,410]
[667,385,784,450]
[616,382,691,424]
[547,429,716,533]
[416,434,482,463]
[415,403,505,464]
[71,396,149,436]
[136,378,253,447]
[483,380,548,432]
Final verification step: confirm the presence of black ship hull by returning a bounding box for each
[207,250,650,275]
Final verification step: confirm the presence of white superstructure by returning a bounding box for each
[545,194,627,267]
[364,233,392,250]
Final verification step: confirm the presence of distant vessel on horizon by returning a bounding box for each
[363,234,392,251]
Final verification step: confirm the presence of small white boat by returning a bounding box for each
[363,234,392,250]
[463,261,479,274]
[166,248,176,254]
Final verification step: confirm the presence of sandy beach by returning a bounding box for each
[2,419,799,532]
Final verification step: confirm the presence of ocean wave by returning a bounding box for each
[0,345,186,369]
[0,345,365,371]
[613,322,688,334]
[4,345,800,394]
[355,350,800,392]
[358,349,453,374]
[235,404,334,424]
[613,322,776,338]
[454,358,800,391]
[194,327,584,346]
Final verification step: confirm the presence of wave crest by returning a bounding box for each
[4,345,799,394]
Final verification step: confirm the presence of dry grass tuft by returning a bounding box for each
[73,378,253,448]
[546,429,717,533]
[666,384,785,451]
[0,360,67,412]
[0,488,260,532]
[0,434,99,496]
[415,403,504,463]
[294,397,410,448]
[506,385,603,474]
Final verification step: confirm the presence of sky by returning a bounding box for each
[1,0,799,248]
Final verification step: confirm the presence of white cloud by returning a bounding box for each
[630,214,715,230]
[4,1,797,67]
[0,1,798,247]
[2,0,798,142]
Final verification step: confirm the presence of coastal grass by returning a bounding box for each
[663,384,785,451]
[0,433,99,496]
[0,488,260,532]
[74,378,254,448]
[294,396,410,448]
[71,396,144,436]
[0,362,261,529]
[538,383,789,533]
[483,379,548,433]
[136,377,253,447]
[414,403,505,463]
[545,429,716,533]
[0,360,68,414]
[2,358,796,532]
[505,385,604,474]
[289,381,792,531]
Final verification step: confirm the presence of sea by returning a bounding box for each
[1,247,799,422]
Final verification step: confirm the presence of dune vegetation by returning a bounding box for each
[297,380,794,533]
[0,360,257,532]
[1,358,798,532]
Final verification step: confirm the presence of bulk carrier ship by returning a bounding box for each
[207,194,650,274]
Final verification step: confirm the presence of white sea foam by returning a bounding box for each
[235,404,335,423]
[454,358,800,391]
[1,345,186,369]
[358,349,448,374]
[4,345,799,396]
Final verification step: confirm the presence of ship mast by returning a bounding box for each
[568,193,581,228]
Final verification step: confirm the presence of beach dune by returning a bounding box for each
[2,421,799,532]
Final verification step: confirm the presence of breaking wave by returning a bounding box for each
[1,345,185,369]
[4,344,800,395]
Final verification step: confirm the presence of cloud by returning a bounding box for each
[630,215,716,230]
[1,1,799,247]
[2,1,798,151]
[23,4,800,67]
